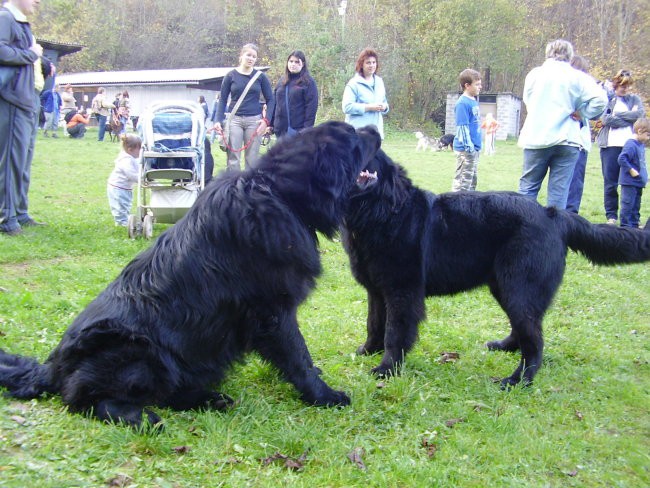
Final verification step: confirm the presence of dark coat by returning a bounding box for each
[0,8,39,112]
[270,73,318,136]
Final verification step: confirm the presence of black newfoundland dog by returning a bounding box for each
[343,150,650,387]
[0,121,381,427]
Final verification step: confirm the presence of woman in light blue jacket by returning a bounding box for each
[342,48,389,139]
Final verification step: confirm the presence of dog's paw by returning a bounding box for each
[486,339,519,352]
[205,392,235,411]
[143,408,162,425]
[140,409,164,432]
[313,389,351,407]
[356,343,383,356]
[370,364,397,378]
[499,376,531,390]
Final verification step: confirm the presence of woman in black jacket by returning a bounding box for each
[270,51,318,138]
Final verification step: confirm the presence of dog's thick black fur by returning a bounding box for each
[438,133,454,150]
[342,150,650,387]
[0,121,381,427]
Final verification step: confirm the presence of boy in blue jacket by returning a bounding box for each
[452,68,482,191]
[617,118,649,228]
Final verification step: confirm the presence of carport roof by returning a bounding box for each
[56,67,268,87]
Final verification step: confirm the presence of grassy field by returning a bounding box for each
[0,127,648,487]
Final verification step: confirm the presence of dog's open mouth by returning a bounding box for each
[356,170,378,190]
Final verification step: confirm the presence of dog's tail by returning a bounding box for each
[555,209,650,265]
[0,349,56,399]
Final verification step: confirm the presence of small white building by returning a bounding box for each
[56,67,268,118]
[445,92,522,140]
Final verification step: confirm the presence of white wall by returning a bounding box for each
[445,93,521,140]
[79,85,219,117]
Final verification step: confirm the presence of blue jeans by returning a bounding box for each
[566,149,588,214]
[97,114,107,141]
[67,123,86,138]
[518,145,579,209]
[107,184,133,225]
[44,111,58,133]
[600,146,623,221]
[619,185,642,228]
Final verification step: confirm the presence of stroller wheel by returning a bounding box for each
[143,214,154,240]
[127,214,139,239]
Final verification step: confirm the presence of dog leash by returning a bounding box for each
[217,69,263,154]
[212,126,260,153]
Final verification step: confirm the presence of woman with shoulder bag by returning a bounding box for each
[213,43,275,171]
[269,50,318,139]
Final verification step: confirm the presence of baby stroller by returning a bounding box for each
[128,101,206,239]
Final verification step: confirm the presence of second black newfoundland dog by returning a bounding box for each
[343,150,650,387]
[0,121,381,427]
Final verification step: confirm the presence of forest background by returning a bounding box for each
[33,0,649,130]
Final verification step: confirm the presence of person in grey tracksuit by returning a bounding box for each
[0,1,44,235]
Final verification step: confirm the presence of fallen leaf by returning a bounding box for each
[566,470,578,477]
[439,351,460,363]
[262,452,288,466]
[445,418,465,428]
[106,474,133,487]
[172,445,190,454]
[421,438,437,458]
[575,410,584,421]
[10,416,26,425]
[376,381,386,389]
[261,451,308,471]
[347,447,367,470]
[284,458,305,471]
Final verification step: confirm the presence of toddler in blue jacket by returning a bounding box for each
[617,118,649,228]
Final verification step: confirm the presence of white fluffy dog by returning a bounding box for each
[415,131,439,151]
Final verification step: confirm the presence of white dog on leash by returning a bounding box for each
[414,131,439,151]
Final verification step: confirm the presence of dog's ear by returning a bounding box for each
[372,150,411,212]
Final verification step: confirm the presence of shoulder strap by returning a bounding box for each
[229,70,262,117]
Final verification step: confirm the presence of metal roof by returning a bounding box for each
[56,67,268,87]
[37,39,83,57]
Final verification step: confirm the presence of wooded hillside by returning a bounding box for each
[33,0,648,129]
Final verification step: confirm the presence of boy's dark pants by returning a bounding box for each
[600,146,623,220]
[620,185,643,228]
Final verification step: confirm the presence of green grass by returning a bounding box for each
[0,128,648,487]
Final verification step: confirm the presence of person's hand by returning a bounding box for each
[570,111,581,121]
[366,103,384,112]
[213,122,222,133]
[255,118,268,136]
[630,168,639,178]
[30,41,43,57]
